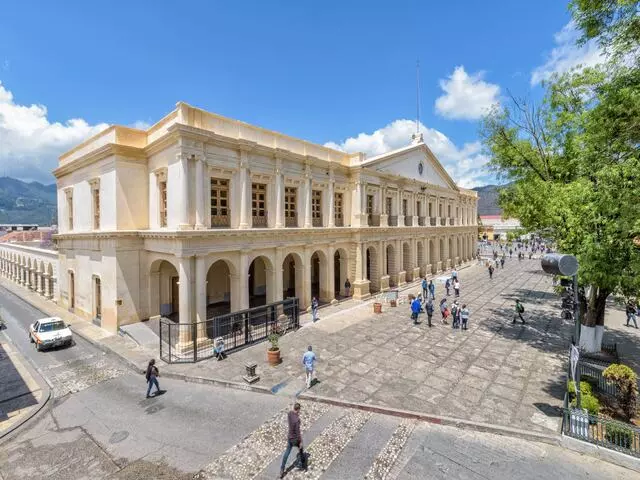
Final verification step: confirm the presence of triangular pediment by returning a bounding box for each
[360,142,458,190]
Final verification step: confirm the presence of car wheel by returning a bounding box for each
[29,333,34,343]
[35,342,42,352]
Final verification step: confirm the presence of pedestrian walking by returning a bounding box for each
[344,278,351,297]
[302,345,317,388]
[513,299,526,324]
[425,297,434,327]
[440,298,449,324]
[280,403,305,477]
[453,279,460,297]
[451,268,458,280]
[411,295,422,325]
[428,280,435,300]
[445,278,451,296]
[625,301,638,328]
[500,256,505,269]
[422,277,428,299]
[311,297,319,322]
[509,249,513,258]
[451,300,460,329]
[145,359,161,398]
[460,304,470,330]
[488,264,494,279]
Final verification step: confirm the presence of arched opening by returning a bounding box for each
[417,241,425,277]
[429,239,437,274]
[282,253,303,301]
[334,248,350,299]
[207,260,232,317]
[310,250,329,303]
[249,256,268,307]
[402,242,412,281]
[149,260,179,320]
[366,246,379,293]
[386,244,396,287]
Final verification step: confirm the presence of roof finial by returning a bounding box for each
[412,59,424,144]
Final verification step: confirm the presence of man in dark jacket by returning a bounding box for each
[425,298,434,327]
[280,403,304,477]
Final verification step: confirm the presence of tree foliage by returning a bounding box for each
[481,1,640,328]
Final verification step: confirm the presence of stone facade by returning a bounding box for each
[54,102,478,333]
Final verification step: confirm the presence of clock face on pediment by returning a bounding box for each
[418,161,424,176]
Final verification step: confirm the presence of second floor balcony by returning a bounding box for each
[418,217,426,226]
[285,215,297,228]
[368,214,380,227]
[312,217,323,227]
[252,215,267,228]
[430,217,436,226]
[211,215,230,228]
[449,218,455,226]
[404,216,413,227]
[388,215,398,227]
[440,218,446,226]
[334,216,344,227]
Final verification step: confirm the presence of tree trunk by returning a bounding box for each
[579,285,610,352]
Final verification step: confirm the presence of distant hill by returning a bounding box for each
[472,184,504,216]
[0,177,57,226]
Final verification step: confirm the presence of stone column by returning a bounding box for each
[353,242,370,299]
[275,159,284,228]
[274,247,284,302]
[238,252,250,310]
[397,189,404,226]
[195,255,208,343]
[238,150,250,229]
[411,192,419,226]
[304,164,312,228]
[327,174,335,228]
[195,156,205,230]
[178,153,190,229]
[44,273,52,299]
[177,255,194,347]
[352,180,363,227]
[36,270,43,295]
[327,244,336,303]
[380,185,388,227]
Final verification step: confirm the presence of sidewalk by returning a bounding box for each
[0,331,51,440]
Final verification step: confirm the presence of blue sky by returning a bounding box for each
[0,1,603,186]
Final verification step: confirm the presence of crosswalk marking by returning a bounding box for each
[365,420,416,480]
[195,401,329,480]
[286,409,371,479]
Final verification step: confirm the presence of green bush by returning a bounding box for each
[604,423,634,449]
[571,394,601,416]
[568,381,593,396]
[603,363,638,421]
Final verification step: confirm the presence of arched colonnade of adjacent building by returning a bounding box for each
[0,244,58,301]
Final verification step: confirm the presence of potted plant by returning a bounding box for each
[267,332,281,365]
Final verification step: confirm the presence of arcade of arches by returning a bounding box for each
[146,232,475,324]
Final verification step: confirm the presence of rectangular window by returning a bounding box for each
[417,201,422,217]
[312,190,322,219]
[159,181,167,227]
[334,192,343,223]
[366,194,374,215]
[67,192,74,231]
[429,202,433,217]
[285,187,297,218]
[210,178,229,227]
[385,197,392,215]
[94,277,101,319]
[402,199,408,216]
[252,183,267,218]
[93,189,100,229]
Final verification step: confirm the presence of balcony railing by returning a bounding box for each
[312,217,323,227]
[334,217,344,227]
[285,216,297,228]
[211,215,230,228]
[388,215,398,226]
[404,216,413,227]
[252,215,267,228]
[418,217,426,226]
[368,214,380,227]
[430,217,436,226]
[440,218,446,226]
[449,218,455,226]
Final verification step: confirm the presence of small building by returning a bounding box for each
[479,215,521,240]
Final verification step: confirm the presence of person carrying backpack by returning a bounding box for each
[425,298,434,327]
[513,299,525,324]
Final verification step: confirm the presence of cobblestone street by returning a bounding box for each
[184,255,570,434]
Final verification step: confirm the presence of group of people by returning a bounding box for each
[410,269,470,330]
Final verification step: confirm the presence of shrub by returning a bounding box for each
[571,394,601,416]
[267,333,280,351]
[604,423,634,449]
[603,364,638,421]
[568,381,593,396]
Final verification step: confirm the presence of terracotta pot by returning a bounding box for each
[373,302,382,314]
[267,348,281,365]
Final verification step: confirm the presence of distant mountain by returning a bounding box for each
[472,184,505,216]
[0,177,57,226]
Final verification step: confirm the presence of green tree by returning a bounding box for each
[481,1,640,351]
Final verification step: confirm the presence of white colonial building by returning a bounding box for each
[54,102,478,333]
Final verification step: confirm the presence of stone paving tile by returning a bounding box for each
[364,420,415,480]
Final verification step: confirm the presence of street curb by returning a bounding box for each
[560,434,640,474]
[0,331,54,444]
[297,392,561,447]
[161,372,274,396]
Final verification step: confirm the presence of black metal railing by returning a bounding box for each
[368,214,380,226]
[211,215,230,228]
[562,393,640,457]
[430,217,436,226]
[449,218,455,225]
[334,216,344,227]
[571,359,619,397]
[312,217,323,227]
[252,215,267,228]
[285,216,298,227]
[404,216,413,227]
[159,298,299,363]
[440,218,446,226]
[418,217,426,226]
[388,215,398,226]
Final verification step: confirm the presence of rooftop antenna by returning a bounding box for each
[412,59,423,144]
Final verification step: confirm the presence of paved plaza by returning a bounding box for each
[178,256,571,435]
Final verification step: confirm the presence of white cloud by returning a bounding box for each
[129,120,151,130]
[531,21,604,85]
[325,119,492,188]
[434,66,500,120]
[0,81,109,183]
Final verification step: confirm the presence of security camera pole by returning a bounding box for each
[541,253,581,407]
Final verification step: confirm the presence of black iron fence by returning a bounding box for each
[159,298,299,363]
[562,393,640,457]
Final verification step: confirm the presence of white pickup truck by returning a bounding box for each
[28,317,73,351]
